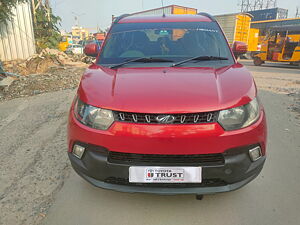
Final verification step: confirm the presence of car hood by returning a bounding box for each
[78,64,256,113]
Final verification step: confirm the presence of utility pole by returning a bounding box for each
[256,0,265,10]
[265,0,277,9]
[296,7,300,18]
[239,0,252,12]
[239,0,277,12]
[72,12,85,27]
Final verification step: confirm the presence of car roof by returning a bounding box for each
[117,14,212,24]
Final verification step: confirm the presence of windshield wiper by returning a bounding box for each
[110,57,174,69]
[171,55,228,67]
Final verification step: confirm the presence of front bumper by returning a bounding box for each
[68,110,267,155]
[69,144,266,195]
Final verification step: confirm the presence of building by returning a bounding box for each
[71,26,89,42]
[214,13,252,45]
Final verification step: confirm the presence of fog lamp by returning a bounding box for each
[249,146,262,161]
[73,144,85,159]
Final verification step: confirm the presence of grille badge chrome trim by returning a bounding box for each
[114,111,217,124]
[156,115,176,124]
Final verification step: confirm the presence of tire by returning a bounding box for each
[250,52,258,59]
[253,57,263,66]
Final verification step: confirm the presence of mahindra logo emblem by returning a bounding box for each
[156,115,175,124]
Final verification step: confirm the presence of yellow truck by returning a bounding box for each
[58,34,73,52]
[248,18,300,55]
[253,25,300,66]
[248,28,260,53]
[214,13,252,46]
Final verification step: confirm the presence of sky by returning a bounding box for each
[51,0,299,32]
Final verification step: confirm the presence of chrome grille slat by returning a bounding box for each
[180,115,186,123]
[207,113,213,122]
[132,114,138,122]
[145,115,151,123]
[115,111,218,124]
[119,113,125,121]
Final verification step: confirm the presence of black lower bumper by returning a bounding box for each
[69,144,266,195]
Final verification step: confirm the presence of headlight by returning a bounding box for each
[218,98,260,131]
[74,98,114,130]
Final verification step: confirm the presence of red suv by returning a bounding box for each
[68,13,267,197]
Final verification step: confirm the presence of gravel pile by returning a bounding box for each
[1,48,81,76]
[0,66,86,102]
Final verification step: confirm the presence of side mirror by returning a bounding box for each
[232,41,247,59]
[84,43,100,57]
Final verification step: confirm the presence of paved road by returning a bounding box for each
[241,59,300,75]
[0,64,299,225]
[241,60,300,95]
[0,91,74,225]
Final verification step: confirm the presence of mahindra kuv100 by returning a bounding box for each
[68,13,267,197]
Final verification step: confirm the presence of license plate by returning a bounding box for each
[129,166,202,183]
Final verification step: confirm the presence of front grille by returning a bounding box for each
[104,177,227,187]
[108,151,224,165]
[113,111,218,124]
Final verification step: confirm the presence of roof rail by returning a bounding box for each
[197,12,216,22]
[113,14,131,24]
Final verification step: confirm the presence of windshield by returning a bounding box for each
[98,21,234,67]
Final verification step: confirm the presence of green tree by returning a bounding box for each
[0,0,61,51]
[33,1,61,50]
[0,0,27,24]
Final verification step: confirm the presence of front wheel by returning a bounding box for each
[253,57,263,66]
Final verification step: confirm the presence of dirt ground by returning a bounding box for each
[0,90,75,225]
[254,70,300,94]
[0,60,299,225]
